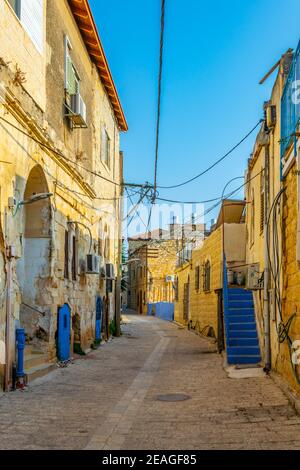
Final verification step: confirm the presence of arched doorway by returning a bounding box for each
[18,165,52,350]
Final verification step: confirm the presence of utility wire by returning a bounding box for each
[157,120,263,189]
[153,0,166,201]
[0,115,121,187]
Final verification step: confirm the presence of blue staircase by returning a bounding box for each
[223,257,261,365]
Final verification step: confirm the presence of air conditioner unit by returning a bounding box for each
[86,254,100,274]
[266,105,276,129]
[70,93,87,127]
[106,263,115,279]
[166,275,175,282]
[247,263,263,290]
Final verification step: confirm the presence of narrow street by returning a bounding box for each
[1,314,300,450]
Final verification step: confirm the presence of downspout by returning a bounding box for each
[4,247,13,392]
[264,144,271,371]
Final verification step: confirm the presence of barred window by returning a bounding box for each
[195,265,200,291]
[203,260,211,292]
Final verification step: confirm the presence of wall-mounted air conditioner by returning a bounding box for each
[106,263,115,279]
[166,275,175,282]
[86,254,100,274]
[69,93,87,127]
[246,263,263,290]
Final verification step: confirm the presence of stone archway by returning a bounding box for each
[17,165,52,349]
[0,222,6,381]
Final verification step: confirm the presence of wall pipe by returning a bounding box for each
[263,145,271,370]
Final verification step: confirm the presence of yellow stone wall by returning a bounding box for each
[245,59,300,392]
[128,239,178,314]
[280,160,300,390]
[174,227,222,336]
[0,0,123,388]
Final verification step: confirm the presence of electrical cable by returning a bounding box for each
[157,120,263,189]
[0,115,121,187]
[153,0,166,201]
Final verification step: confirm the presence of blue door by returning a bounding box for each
[57,304,71,361]
[95,296,103,342]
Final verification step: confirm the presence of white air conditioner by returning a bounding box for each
[166,275,175,283]
[70,93,87,127]
[86,254,100,274]
[106,263,115,279]
[247,263,263,290]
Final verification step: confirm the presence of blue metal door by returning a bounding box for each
[95,296,103,342]
[57,304,71,361]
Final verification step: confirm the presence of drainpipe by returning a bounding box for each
[263,145,271,371]
[4,246,13,392]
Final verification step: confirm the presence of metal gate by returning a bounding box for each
[95,296,103,342]
[57,304,71,361]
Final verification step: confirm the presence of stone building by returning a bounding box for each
[127,230,178,315]
[127,221,206,315]
[245,46,300,391]
[174,201,247,353]
[0,0,127,389]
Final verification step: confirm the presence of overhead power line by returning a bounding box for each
[153,0,166,202]
[157,120,264,189]
[0,115,121,187]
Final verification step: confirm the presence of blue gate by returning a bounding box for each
[95,296,103,342]
[57,304,71,361]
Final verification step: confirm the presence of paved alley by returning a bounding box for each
[1,314,300,450]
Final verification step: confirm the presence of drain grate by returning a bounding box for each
[156,393,191,402]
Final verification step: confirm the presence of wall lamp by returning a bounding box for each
[12,192,53,217]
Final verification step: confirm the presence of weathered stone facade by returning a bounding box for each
[0,0,126,389]
[245,49,300,393]
[175,219,246,342]
[128,237,178,314]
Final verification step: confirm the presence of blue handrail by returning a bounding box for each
[223,254,229,342]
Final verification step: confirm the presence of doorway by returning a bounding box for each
[18,165,52,349]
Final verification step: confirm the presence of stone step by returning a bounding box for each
[25,363,56,383]
[24,353,49,369]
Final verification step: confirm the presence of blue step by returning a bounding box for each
[228,300,254,309]
[228,308,255,316]
[227,315,255,324]
[228,322,257,331]
[229,330,258,339]
[228,293,253,301]
[228,338,259,347]
[227,355,261,365]
[227,346,261,356]
[228,288,249,294]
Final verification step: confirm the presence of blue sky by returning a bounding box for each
[90,0,300,227]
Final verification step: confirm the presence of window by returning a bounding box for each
[195,265,200,291]
[250,188,255,245]
[174,276,179,301]
[7,0,43,52]
[64,230,69,279]
[260,170,265,233]
[64,36,79,97]
[203,260,211,292]
[101,128,111,168]
[71,235,77,281]
[7,0,21,17]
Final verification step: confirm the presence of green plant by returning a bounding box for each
[109,319,117,337]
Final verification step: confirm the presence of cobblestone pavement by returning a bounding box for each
[1,314,300,450]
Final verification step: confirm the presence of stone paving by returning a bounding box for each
[1,314,300,450]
